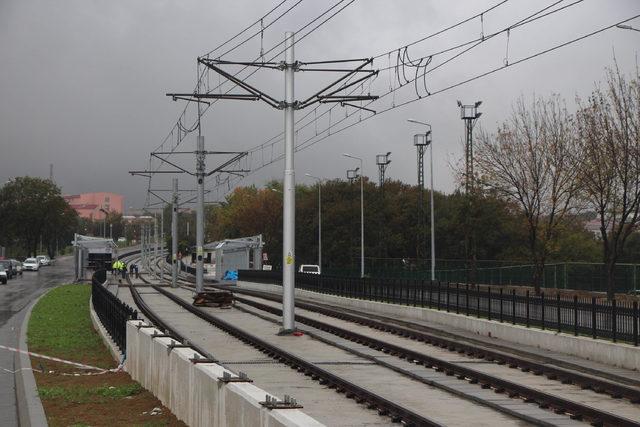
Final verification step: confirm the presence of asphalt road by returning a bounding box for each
[0,256,75,426]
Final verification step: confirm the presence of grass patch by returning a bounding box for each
[27,284,110,368]
[39,383,142,402]
[28,284,186,426]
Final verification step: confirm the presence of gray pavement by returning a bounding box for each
[0,256,75,426]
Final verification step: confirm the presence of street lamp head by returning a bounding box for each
[343,153,362,161]
[407,119,431,129]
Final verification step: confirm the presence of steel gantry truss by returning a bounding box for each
[166,35,378,333]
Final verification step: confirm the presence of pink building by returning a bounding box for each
[63,192,124,220]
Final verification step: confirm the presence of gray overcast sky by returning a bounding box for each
[1,0,639,211]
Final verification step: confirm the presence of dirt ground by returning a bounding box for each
[32,355,187,427]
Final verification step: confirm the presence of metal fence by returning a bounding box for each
[91,269,137,353]
[323,260,640,293]
[238,270,640,345]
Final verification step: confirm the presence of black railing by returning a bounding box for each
[91,269,137,353]
[238,270,640,346]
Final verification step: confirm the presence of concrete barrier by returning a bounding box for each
[237,281,640,372]
[125,320,324,427]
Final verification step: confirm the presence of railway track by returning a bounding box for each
[120,253,443,426]
[120,252,640,426]
[221,286,640,400]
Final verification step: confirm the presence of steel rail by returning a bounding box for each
[154,260,640,404]
[223,285,640,403]
[229,293,640,426]
[149,284,443,427]
[141,255,640,425]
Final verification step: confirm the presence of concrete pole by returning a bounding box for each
[154,215,158,280]
[281,31,296,333]
[360,160,364,278]
[148,223,151,273]
[172,178,179,288]
[196,135,205,293]
[160,206,164,283]
[318,183,322,272]
[73,233,78,280]
[430,138,435,281]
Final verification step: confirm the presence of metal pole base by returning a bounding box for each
[277,328,298,336]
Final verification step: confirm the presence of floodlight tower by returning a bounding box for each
[458,100,482,285]
[413,132,431,262]
[457,100,482,192]
[347,168,359,184]
[376,152,391,190]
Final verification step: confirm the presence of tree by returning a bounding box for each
[0,177,78,257]
[576,65,640,299]
[475,96,580,293]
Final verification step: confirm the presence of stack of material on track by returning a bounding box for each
[193,290,234,308]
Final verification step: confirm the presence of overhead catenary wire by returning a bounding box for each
[142,0,357,206]
[206,12,640,199]
[209,0,586,176]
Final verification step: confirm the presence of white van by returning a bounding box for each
[298,264,320,275]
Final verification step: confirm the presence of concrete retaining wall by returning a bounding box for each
[237,281,640,371]
[89,299,122,364]
[125,320,324,427]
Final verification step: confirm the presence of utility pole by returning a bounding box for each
[281,32,296,332]
[160,205,165,283]
[196,135,205,292]
[154,213,159,281]
[183,32,378,333]
[172,178,179,288]
[49,164,53,182]
[458,100,482,284]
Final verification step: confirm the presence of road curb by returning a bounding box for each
[15,291,49,427]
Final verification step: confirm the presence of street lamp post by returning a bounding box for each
[407,119,436,281]
[343,153,365,278]
[99,208,108,239]
[305,174,323,272]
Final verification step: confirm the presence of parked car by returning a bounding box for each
[0,260,16,278]
[36,255,51,266]
[298,264,321,274]
[10,259,22,276]
[23,258,40,271]
[0,266,7,284]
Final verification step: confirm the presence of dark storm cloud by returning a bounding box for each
[1,0,639,209]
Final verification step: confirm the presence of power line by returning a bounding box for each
[208,12,640,197]
[216,0,586,171]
